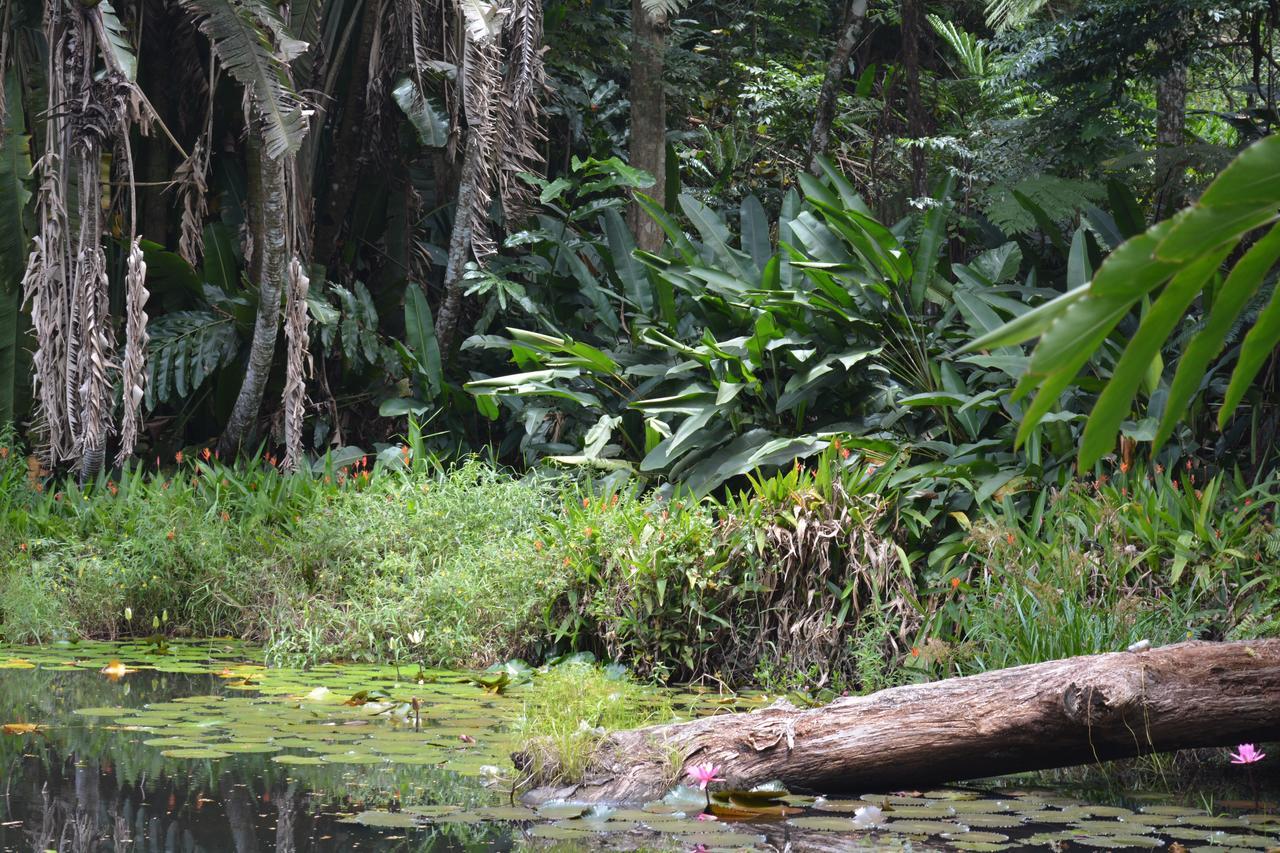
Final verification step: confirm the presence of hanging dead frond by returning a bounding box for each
[283,256,310,470]
[459,2,504,262]
[116,237,148,465]
[175,139,210,267]
[494,0,545,222]
[74,146,114,478]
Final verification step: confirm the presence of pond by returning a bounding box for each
[0,641,1276,852]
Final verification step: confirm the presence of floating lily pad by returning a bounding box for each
[883,819,968,834]
[943,830,1010,843]
[217,742,282,754]
[1070,835,1164,848]
[161,747,231,759]
[529,824,596,839]
[473,806,536,821]
[341,810,419,829]
[271,754,327,765]
[786,816,860,831]
[538,804,589,820]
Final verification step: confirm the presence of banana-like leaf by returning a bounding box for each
[1078,244,1234,468]
[678,194,754,281]
[0,72,31,424]
[910,172,955,310]
[1224,278,1280,423]
[979,134,1280,466]
[1157,222,1280,448]
[404,284,443,397]
[182,0,308,158]
[601,207,651,316]
[97,2,138,81]
[740,194,771,271]
[392,78,449,147]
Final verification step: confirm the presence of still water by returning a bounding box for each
[0,641,1275,851]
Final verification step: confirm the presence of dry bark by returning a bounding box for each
[520,639,1280,803]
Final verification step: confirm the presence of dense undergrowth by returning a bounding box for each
[1,424,1276,691]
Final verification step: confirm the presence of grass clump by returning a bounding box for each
[515,663,673,785]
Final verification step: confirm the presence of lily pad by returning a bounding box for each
[271,754,327,765]
[161,747,231,759]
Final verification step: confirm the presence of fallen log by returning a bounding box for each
[518,639,1280,803]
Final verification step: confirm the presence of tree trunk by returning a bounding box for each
[901,0,926,197]
[312,0,380,271]
[806,0,871,174]
[1154,63,1188,218]
[519,639,1280,803]
[628,0,667,254]
[433,132,483,358]
[218,134,287,458]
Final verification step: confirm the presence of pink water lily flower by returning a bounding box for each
[687,763,724,790]
[1230,744,1266,764]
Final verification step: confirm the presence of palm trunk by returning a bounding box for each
[433,133,483,357]
[628,0,666,254]
[806,0,870,174]
[312,0,381,271]
[218,133,287,457]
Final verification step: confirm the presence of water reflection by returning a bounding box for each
[0,643,1276,852]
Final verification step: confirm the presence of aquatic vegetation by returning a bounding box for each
[687,763,723,789]
[1231,744,1267,764]
[0,640,1275,851]
[515,661,675,785]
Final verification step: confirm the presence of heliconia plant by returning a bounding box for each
[966,134,1280,469]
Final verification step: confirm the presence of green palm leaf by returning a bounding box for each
[182,0,308,158]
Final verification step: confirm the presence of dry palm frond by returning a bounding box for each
[116,237,148,465]
[496,0,545,222]
[459,10,503,262]
[174,139,211,267]
[73,146,114,477]
[282,256,310,471]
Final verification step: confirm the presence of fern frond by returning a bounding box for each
[181,0,308,158]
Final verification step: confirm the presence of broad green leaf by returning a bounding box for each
[740,194,771,270]
[678,194,753,280]
[404,284,443,397]
[632,193,698,263]
[1066,227,1092,289]
[98,2,139,80]
[1155,205,1277,266]
[910,172,955,310]
[1156,221,1280,448]
[391,78,449,147]
[813,156,870,214]
[1222,267,1280,423]
[1190,133,1280,210]
[961,283,1089,353]
[601,208,651,315]
[1079,244,1233,468]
